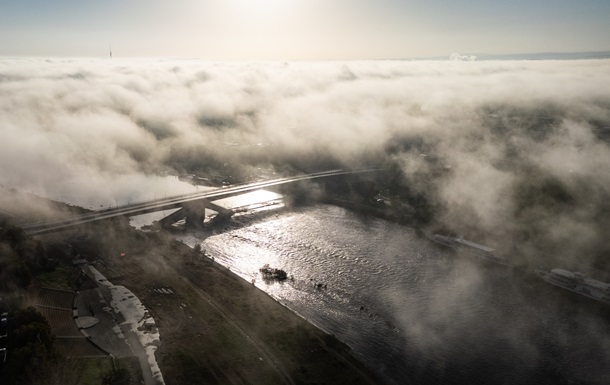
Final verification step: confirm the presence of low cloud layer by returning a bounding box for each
[1,57,609,267]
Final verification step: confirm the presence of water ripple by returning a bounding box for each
[194,204,610,385]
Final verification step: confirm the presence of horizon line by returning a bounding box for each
[1,49,610,62]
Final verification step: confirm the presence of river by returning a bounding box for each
[175,203,610,385]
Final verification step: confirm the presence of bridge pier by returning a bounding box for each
[23,170,372,235]
[158,199,233,230]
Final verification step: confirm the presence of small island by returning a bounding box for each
[259,264,288,281]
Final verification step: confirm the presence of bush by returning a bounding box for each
[0,307,57,385]
[101,366,131,385]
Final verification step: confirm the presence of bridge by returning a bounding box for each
[23,169,376,235]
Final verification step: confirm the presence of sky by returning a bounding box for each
[1,0,609,59]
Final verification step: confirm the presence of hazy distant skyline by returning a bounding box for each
[1,0,609,60]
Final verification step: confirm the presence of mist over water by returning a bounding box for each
[183,205,610,385]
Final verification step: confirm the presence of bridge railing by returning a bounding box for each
[21,176,289,229]
[93,169,348,215]
[92,172,316,214]
[23,169,379,232]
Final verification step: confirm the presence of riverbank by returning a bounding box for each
[61,218,383,385]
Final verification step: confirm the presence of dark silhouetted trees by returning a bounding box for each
[0,221,56,291]
[0,307,57,385]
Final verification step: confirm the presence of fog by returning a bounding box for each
[1,57,609,268]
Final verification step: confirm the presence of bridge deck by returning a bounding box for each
[23,170,377,235]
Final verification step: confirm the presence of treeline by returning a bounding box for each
[0,221,57,291]
[321,166,437,226]
[0,306,132,385]
[0,307,57,385]
[0,222,133,384]
[0,222,58,383]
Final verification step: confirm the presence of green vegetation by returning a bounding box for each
[164,352,221,385]
[0,220,58,291]
[36,266,79,291]
[0,222,124,385]
[78,358,114,385]
[101,365,131,385]
[321,166,437,226]
[0,307,57,385]
[0,306,137,385]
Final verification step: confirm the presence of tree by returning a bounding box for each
[0,222,26,249]
[191,243,204,264]
[0,308,57,385]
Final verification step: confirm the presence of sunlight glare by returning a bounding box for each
[227,0,298,15]
[213,189,283,210]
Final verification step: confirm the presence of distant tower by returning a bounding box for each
[110,45,112,58]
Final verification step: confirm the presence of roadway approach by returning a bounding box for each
[22,169,376,235]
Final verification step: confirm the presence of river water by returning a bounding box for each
[177,204,610,385]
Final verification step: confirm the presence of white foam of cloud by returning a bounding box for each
[1,58,609,263]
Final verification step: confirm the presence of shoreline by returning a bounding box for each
[78,218,385,385]
[1,191,387,384]
[162,237,383,384]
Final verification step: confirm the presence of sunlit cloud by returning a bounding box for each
[1,57,609,266]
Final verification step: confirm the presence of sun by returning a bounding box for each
[226,0,297,15]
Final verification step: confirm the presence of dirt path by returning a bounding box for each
[188,277,295,385]
[121,323,157,385]
[165,254,296,385]
[156,241,382,385]
[86,266,164,385]
[88,225,383,385]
